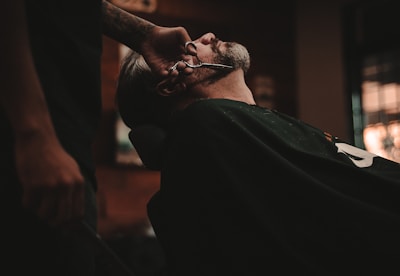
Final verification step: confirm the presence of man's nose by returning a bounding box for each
[195,32,216,45]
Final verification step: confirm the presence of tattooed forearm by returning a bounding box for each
[102,0,156,50]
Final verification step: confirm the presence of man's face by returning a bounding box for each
[157,33,251,95]
[188,32,250,76]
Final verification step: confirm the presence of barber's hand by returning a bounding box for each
[15,133,85,228]
[141,25,197,78]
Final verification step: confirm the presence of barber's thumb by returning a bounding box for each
[157,78,186,96]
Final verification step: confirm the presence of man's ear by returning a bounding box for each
[156,78,186,97]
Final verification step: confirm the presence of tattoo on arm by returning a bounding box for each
[101,0,155,50]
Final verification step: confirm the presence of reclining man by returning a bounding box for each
[116,32,400,275]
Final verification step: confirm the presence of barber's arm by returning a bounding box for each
[101,0,195,77]
[0,0,85,227]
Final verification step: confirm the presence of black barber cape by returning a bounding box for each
[144,99,400,276]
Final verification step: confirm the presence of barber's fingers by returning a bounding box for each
[182,66,194,75]
[168,60,193,77]
[157,75,187,97]
[184,41,197,56]
[171,66,193,76]
[32,182,84,227]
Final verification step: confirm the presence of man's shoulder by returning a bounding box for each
[177,99,235,123]
[185,98,240,111]
[182,98,255,121]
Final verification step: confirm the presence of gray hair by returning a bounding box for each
[116,50,173,129]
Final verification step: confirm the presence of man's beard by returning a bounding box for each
[215,42,251,73]
[188,41,251,86]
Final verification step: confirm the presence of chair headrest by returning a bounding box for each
[128,125,166,170]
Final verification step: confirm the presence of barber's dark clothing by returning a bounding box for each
[148,98,400,276]
[0,1,102,275]
[25,0,103,176]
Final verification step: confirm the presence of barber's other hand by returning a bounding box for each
[15,132,85,228]
[141,25,196,77]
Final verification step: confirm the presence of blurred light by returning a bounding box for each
[364,120,400,162]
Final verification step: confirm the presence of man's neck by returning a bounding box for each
[174,70,256,111]
[197,70,256,105]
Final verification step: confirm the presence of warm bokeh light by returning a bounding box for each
[362,79,400,163]
[364,121,400,162]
